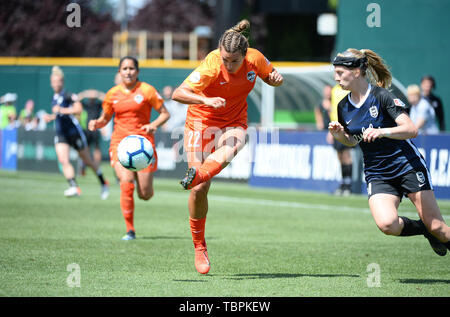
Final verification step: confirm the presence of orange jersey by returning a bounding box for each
[184,48,273,130]
[103,81,163,145]
[102,81,163,172]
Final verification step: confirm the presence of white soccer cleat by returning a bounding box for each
[64,186,81,197]
[101,183,110,200]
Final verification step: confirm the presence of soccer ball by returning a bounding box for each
[117,135,154,171]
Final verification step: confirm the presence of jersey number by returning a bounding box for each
[187,131,201,148]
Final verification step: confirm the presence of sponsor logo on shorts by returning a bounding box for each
[76,138,83,149]
[416,171,426,184]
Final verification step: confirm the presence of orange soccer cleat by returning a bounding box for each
[194,246,210,274]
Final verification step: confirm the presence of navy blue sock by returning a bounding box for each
[68,178,78,187]
[399,216,426,236]
[444,241,450,250]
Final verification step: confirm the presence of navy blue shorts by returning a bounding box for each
[54,131,87,151]
[367,167,433,199]
[84,129,100,148]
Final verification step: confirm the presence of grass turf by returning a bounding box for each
[0,167,449,297]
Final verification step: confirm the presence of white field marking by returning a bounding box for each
[157,191,450,221]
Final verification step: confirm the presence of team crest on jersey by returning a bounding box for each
[134,94,144,104]
[247,71,256,82]
[416,172,425,184]
[369,105,378,118]
[393,98,405,108]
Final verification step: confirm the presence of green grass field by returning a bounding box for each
[0,167,449,297]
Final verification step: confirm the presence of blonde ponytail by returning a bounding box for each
[361,49,392,89]
[338,48,392,89]
[51,65,64,79]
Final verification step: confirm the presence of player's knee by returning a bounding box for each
[138,189,154,201]
[191,182,210,199]
[377,220,399,236]
[426,219,446,237]
[58,157,70,166]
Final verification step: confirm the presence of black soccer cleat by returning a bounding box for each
[180,167,197,190]
[423,231,447,256]
[122,230,136,241]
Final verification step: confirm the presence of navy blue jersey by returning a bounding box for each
[337,84,428,183]
[52,90,83,137]
[82,98,103,122]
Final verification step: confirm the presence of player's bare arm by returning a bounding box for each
[88,111,113,131]
[263,68,284,87]
[52,100,83,116]
[328,121,357,147]
[77,89,106,101]
[141,104,171,135]
[43,112,56,123]
[172,83,226,108]
[363,113,418,143]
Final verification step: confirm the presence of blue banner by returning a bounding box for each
[409,134,450,199]
[0,128,17,170]
[249,130,450,200]
[250,131,342,193]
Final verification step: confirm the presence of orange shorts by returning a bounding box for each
[184,126,228,154]
[184,126,247,165]
[110,136,158,173]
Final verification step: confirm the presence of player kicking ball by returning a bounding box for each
[172,19,283,274]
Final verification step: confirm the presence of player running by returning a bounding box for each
[44,66,109,199]
[88,56,170,240]
[329,48,450,256]
[172,19,283,274]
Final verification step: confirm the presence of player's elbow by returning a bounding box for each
[162,112,171,126]
[171,87,184,103]
[410,124,419,138]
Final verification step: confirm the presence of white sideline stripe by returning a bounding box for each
[158,191,450,220]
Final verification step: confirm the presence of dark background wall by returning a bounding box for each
[335,0,450,130]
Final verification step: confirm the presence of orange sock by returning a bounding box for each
[120,182,135,232]
[190,217,206,249]
[196,160,223,183]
